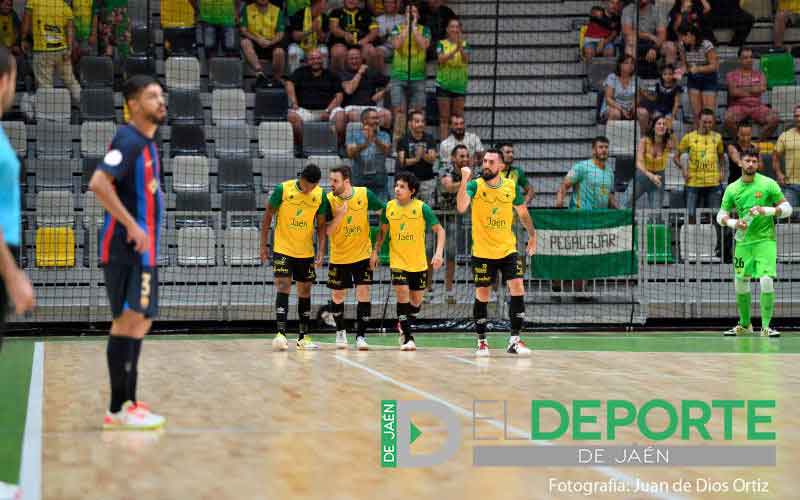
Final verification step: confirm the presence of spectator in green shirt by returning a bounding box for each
[198,0,241,57]
[435,17,468,141]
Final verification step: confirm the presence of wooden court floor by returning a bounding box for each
[41,339,800,500]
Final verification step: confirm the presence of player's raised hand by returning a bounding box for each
[526,232,537,256]
[460,166,471,180]
[126,224,149,254]
[431,254,444,270]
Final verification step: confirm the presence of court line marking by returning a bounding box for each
[446,354,480,366]
[20,342,43,500]
[335,353,686,500]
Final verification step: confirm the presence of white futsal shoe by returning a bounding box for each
[272,332,289,351]
[335,331,348,349]
[103,401,165,431]
[400,339,417,351]
[0,481,20,500]
[356,336,370,351]
[723,324,753,336]
[507,336,531,355]
[475,339,490,357]
[761,327,780,338]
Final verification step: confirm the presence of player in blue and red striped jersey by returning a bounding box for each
[89,74,166,431]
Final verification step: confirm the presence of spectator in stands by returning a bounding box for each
[439,115,484,168]
[240,0,286,87]
[622,0,676,67]
[706,0,753,48]
[555,136,618,300]
[160,0,197,57]
[583,3,620,62]
[435,17,468,141]
[0,0,21,56]
[419,0,456,61]
[197,0,241,58]
[723,47,778,143]
[639,64,682,133]
[676,108,724,223]
[774,0,800,49]
[332,47,390,146]
[71,0,94,61]
[346,107,392,199]
[678,23,718,129]
[93,0,132,61]
[367,0,385,16]
[375,0,404,73]
[437,143,471,304]
[397,110,438,205]
[667,0,711,44]
[286,49,344,154]
[622,116,675,209]
[329,0,379,73]
[21,0,82,102]
[287,0,329,75]
[601,55,649,132]
[498,143,535,204]
[389,4,430,146]
[727,121,757,184]
[773,105,800,207]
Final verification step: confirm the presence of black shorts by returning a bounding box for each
[252,43,284,61]
[103,263,159,319]
[436,86,466,99]
[273,253,316,282]
[391,269,428,291]
[327,259,373,289]
[472,253,524,287]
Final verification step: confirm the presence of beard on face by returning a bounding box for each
[481,168,497,181]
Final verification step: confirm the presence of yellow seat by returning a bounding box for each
[35,227,75,267]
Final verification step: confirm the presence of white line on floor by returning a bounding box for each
[335,353,686,500]
[20,342,43,500]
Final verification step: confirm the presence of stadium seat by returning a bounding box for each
[717,59,739,89]
[213,122,251,158]
[81,157,101,191]
[2,121,27,158]
[254,88,288,123]
[35,190,75,227]
[177,226,216,265]
[760,153,777,180]
[209,58,243,89]
[35,227,75,267]
[82,190,105,228]
[777,224,800,262]
[35,159,76,192]
[679,223,720,263]
[760,51,796,89]
[34,88,71,122]
[35,121,73,159]
[212,89,246,124]
[163,27,197,57]
[221,190,257,227]
[257,122,294,157]
[611,155,635,188]
[165,57,201,91]
[168,89,204,125]
[218,158,254,191]
[172,155,210,192]
[80,88,116,122]
[606,121,639,157]
[175,191,212,227]
[668,190,686,209]
[169,124,207,157]
[223,226,260,265]
[259,156,304,191]
[130,24,151,56]
[586,58,615,92]
[124,55,155,80]
[79,56,114,88]
[80,122,116,158]
[302,122,338,156]
[645,224,674,264]
[769,85,800,122]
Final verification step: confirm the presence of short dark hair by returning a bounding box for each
[409,109,425,122]
[700,108,715,119]
[738,46,753,58]
[483,147,502,159]
[592,135,610,148]
[738,119,753,130]
[615,54,634,76]
[0,45,14,78]
[395,171,420,197]
[590,5,604,14]
[360,107,376,122]
[331,164,352,180]
[741,146,760,160]
[451,144,468,157]
[496,142,513,150]
[300,163,322,184]
[123,74,161,103]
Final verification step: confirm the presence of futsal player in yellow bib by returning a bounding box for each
[457,148,537,356]
[260,164,328,351]
[324,165,385,350]
[371,172,445,351]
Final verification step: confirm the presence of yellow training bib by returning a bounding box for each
[328,187,372,265]
[471,178,518,260]
[385,199,428,272]
[274,180,323,258]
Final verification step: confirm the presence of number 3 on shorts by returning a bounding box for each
[141,272,151,308]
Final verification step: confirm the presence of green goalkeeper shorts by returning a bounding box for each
[734,240,777,279]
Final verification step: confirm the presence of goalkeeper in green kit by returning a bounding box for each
[717,146,792,337]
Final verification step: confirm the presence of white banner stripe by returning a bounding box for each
[536,225,634,256]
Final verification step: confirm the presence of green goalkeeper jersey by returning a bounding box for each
[721,173,785,245]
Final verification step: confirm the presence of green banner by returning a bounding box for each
[531,209,638,280]
[381,400,397,468]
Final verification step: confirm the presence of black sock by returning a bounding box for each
[332,301,345,331]
[127,338,143,404]
[107,335,135,413]
[474,299,488,340]
[397,302,410,340]
[357,301,371,338]
[298,297,311,340]
[510,295,524,336]
[276,292,289,333]
[408,303,421,335]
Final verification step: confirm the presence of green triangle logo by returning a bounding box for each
[410,421,422,445]
[400,223,406,231]
[296,208,303,216]
[492,207,499,215]
[347,215,352,224]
